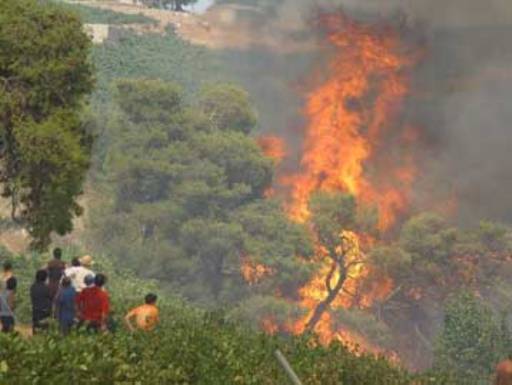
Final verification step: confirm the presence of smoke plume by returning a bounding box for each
[219,0,512,224]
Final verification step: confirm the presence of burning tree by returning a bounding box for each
[303,193,368,332]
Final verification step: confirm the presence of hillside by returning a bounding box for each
[2,2,512,384]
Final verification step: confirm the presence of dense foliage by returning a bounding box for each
[0,0,94,250]
[0,318,440,385]
[0,249,457,385]
[91,29,219,106]
[434,292,511,385]
[89,78,313,311]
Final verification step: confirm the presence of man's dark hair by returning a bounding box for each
[61,276,72,287]
[3,261,12,271]
[53,248,62,260]
[145,293,158,304]
[94,273,106,288]
[71,257,80,267]
[35,269,47,283]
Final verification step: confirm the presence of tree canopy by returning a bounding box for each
[0,0,94,249]
[92,79,312,309]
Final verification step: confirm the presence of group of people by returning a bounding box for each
[0,248,160,335]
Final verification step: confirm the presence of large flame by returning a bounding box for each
[247,11,421,355]
[284,12,419,229]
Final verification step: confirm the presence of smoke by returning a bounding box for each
[217,0,512,225]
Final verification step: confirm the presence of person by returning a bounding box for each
[30,269,52,334]
[124,293,159,332]
[54,276,76,335]
[65,256,95,292]
[0,261,17,333]
[75,273,109,332]
[496,355,512,385]
[75,274,95,328]
[47,247,66,300]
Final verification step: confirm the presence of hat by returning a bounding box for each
[80,255,94,267]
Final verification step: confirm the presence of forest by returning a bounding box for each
[1,0,512,384]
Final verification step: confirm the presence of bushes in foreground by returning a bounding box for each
[0,313,459,385]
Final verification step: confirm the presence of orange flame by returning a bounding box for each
[241,257,275,285]
[244,12,421,357]
[284,12,419,230]
[282,12,419,351]
[257,135,287,164]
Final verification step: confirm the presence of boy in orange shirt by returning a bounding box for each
[124,293,159,332]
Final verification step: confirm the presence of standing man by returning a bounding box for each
[75,273,109,332]
[0,262,17,333]
[54,277,76,335]
[47,248,66,300]
[30,269,52,334]
[124,293,159,332]
[65,256,94,292]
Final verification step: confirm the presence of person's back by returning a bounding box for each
[30,270,52,333]
[65,257,94,292]
[55,277,76,334]
[125,293,159,332]
[75,273,109,332]
[496,358,512,385]
[47,248,65,299]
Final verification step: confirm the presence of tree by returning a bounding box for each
[304,193,365,332]
[0,0,94,249]
[434,292,511,384]
[94,79,309,308]
[142,0,198,11]
[198,84,258,134]
[399,213,457,264]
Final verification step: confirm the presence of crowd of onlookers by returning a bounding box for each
[0,248,160,335]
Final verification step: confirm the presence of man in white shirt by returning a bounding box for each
[64,256,95,292]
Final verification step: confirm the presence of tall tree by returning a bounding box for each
[0,0,94,249]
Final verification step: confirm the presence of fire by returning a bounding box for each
[257,135,287,164]
[243,11,421,356]
[284,12,419,230]
[241,257,274,285]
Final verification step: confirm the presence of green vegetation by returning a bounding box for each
[0,0,94,250]
[53,2,156,25]
[434,292,511,385]
[0,249,453,385]
[90,78,313,312]
[2,1,512,383]
[0,316,439,385]
[91,29,219,105]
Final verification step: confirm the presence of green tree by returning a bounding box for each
[0,0,94,249]
[434,292,511,385]
[400,213,457,264]
[93,79,309,308]
[198,83,258,134]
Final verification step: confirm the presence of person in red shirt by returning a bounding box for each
[75,273,109,332]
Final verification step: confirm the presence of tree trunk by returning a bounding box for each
[305,262,347,332]
[174,0,184,11]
